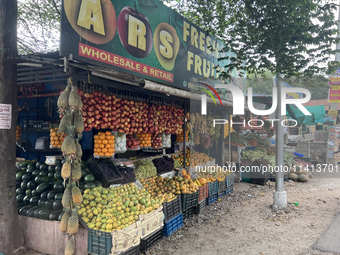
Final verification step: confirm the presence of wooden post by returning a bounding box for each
[0,0,24,253]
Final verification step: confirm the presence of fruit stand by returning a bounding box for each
[15,59,231,255]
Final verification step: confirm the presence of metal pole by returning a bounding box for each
[308,125,311,157]
[275,75,284,192]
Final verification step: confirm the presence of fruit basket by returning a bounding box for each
[162,213,183,237]
[208,181,218,196]
[217,190,227,199]
[113,131,127,154]
[181,190,198,211]
[87,156,123,187]
[198,184,209,202]
[140,228,163,253]
[226,186,233,194]
[163,194,182,223]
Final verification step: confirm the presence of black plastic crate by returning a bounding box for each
[182,207,195,220]
[218,180,226,193]
[208,181,218,196]
[140,228,163,253]
[87,156,123,187]
[162,213,183,237]
[163,195,182,223]
[88,229,112,255]
[207,194,217,205]
[121,245,140,255]
[195,198,207,214]
[181,191,198,211]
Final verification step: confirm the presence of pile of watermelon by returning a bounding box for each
[15,159,102,221]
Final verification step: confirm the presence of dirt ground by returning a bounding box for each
[148,175,340,255]
[19,172,340,255]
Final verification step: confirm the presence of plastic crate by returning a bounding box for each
[217,191,226,199]
[218,180,226,194]
[207,194,217,205]
[226,186,233,194]
[208,181,218,196]
[88,229,112,255]
[121,245,140,255]
[163,195,182,223]
[87,157,123,187]
[198,184,209,202]
[182,207,195,220]
[194,198,207,214]
[181,191,198,211]
[140,228,163,253]
[162,213,183,237]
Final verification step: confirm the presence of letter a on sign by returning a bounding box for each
[77,0,106,36]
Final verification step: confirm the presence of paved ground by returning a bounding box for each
[313,213,340,253]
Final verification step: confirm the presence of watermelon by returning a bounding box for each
[45,199,55,210]
[39,209,54,220]
[39,170,48,176]
[38,198,47,207]
[26,206,42,217]
[22,173,34,181]
[40,191,49,199]
[35,175,49,184]
[54,193,64,201]
[34,208,43,218]
[20,180,29,190]
[16,171,25,181]
[31,170,40,177]
[29,196,40,206]
[48,165,55,172]
[53,183,64,193]
[84,174,95,183]
[54,171,62,180]
[36,162,43,169]
[84,182,96,189]
[49,210,63,221]
[16,188,25,195]
[16,194,25,203]
[55,159,62,166]
[19,205,34,216]
[53,200,63,210]
[25,189,32,196]
[47,191,57,200]
[27,163,36,170]
[27,180,37,190]
[36,183,51,194]
[23,195,33,205]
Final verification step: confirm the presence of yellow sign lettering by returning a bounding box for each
[128,15,146,51]
[77,0,105,36]
[183,21,190,42]
[159,30,173,59]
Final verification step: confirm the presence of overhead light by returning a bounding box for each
[18,63,43,67]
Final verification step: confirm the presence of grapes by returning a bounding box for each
[117,167,136,184]
[152,156,174,174]
[96,159,122,181]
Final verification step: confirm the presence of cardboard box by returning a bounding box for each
[111,220,141,255]
[139,205,164,238]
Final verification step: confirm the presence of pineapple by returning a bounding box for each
[72,184,83,205]
[59,113,72,135]
[67,208,79,235]
[69,86,82,112]
[61,135,76,157]
[60,209,71,233]
[57,84,70,111]
[65,238,75,255]
[61,161,71,186]
[62,184,71,208]
[74,112,84,136]
[71,160,82,182]
[75,141,82,160]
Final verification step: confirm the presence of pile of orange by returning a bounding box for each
[138,133,151,148]
[50,128,66,149]
[176,131,189,142]
[16,126,21,142]
[93,131,115,157]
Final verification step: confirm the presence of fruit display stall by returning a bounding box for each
[14,70,229,255]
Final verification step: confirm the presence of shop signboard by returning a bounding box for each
[0,104,11,129]
[60,0,245,98]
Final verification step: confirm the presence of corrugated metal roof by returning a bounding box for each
[303,99,340,110]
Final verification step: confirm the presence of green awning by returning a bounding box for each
[286,105,325,125]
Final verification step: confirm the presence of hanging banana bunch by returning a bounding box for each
[57,78,84,255]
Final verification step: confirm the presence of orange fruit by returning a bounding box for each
[102,140,108,145]
[94,144,99,148]
[99,144,104,149]
[99,152,104,157]
[105,152,111,157]
[94,135,99,140]
[105,131,111,135]
[100,135,105,140]
[102,148,108,153]
[106,136,111,140]
[95,139,102,144]
[105,144,111,149]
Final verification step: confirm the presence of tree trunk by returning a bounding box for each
[0,0,24,253]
